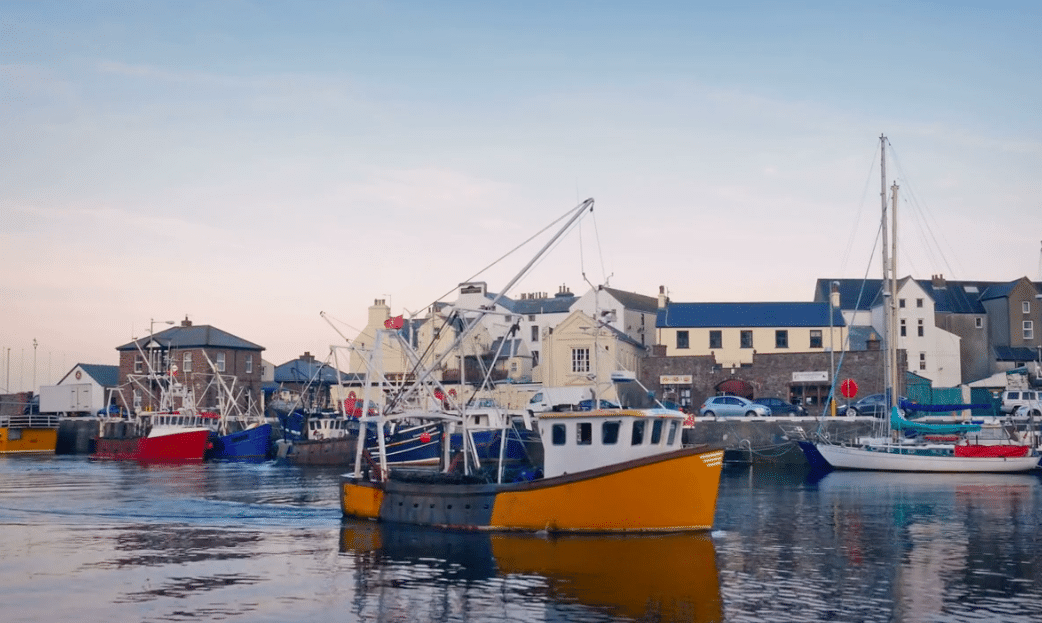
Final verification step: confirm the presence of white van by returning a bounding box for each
[527,386,596,415]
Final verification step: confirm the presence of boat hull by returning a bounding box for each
[208,424,273,462]
[92,428,211,463]
[0,426,58,455]
[811,442,1039,473]
[341,446,725,532]
[282,436,360,466]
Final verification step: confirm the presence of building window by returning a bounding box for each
[919,353,927,370]
[900,319,907,337]
[709,330,722,349]
[134,357,143,373]
[1025,321,1035,341]
[810,330,823,348]
[899,298,906,308]
[571,348,590,373]
[740,330,753,349]
[917,319,924,337]
[216,352,226,372]
[916,298,923,308]
[246,354,253,374]
[531,325,539,342]
[1024,301,1031,314]
[775,330,788,349]
[975,317,983,329]
[183,352,193,372]
[532,352,539,368]
[528,314,535,321]
[676,331,689,349]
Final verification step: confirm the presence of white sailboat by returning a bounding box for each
[805,136,1039,473]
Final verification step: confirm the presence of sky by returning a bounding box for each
[2,0,1040,391]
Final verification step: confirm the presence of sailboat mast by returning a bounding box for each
[879,135,893,410]
[889,182,900,412]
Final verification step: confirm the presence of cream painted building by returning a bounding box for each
[655,301,847,368]
[540,310,648,403]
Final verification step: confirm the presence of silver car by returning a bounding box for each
[699,395,772,418]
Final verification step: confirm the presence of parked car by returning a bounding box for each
[752,397,806,417]
[836,393,909,417]
[1000,390,1041,416]
[699,395,772,418]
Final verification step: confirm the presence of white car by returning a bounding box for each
[698,395,772,418]
[1001,390,1041,417]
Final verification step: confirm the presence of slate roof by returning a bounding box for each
[813,278,1042,315]
[273,358,353,385]
[117,324,264,352]
[601,287,659,313]
[994,346,1042,362]
[78,364,119,387]
[657,302,844,329]
[500,292,577,315]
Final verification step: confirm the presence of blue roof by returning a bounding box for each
[657,302,844,329]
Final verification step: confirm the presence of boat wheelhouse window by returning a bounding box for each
[577,422,592,445]
[530,392,544,404]
[551,423,567,446]
[631,420,645,445]
[602,421,621,444]
[651,419,664,444]
[667,420,679,445]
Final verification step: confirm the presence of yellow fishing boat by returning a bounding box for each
[0,414,60,454]
[341,407,724,532]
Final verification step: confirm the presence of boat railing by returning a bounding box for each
[0,414,61,428]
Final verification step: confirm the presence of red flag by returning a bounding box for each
[384,315,404,329]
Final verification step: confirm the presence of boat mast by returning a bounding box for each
[879,135,892,412]
[879,134,900,415]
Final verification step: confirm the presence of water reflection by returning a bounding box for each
[339,521,723,623]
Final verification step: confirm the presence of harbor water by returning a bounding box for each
[2,455,1041,622]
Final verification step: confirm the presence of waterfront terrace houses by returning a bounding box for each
[655,300,846,370]
[814,275,1042,385]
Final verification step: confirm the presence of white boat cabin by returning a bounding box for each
[538,408,686,479]
[307,416,354,440]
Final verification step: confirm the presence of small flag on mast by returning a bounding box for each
[384,315,404,329]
